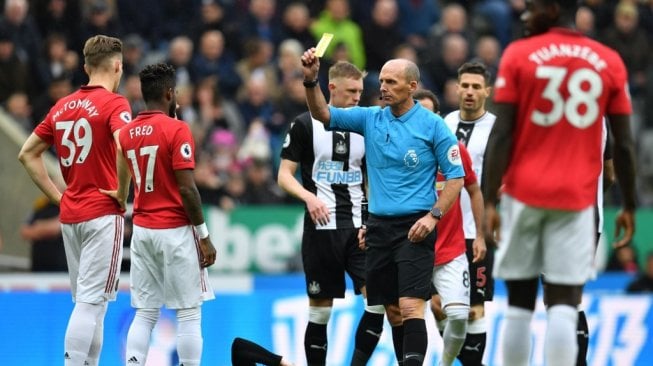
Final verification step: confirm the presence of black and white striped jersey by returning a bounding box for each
[281,112,366,230]
[444,110,496,239]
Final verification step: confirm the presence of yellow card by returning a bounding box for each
[314,33,334,57]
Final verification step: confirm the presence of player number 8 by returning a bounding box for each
[532,66,602,129]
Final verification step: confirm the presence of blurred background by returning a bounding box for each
[1,0,652,365]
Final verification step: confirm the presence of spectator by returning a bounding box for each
[280,2,316,50]
[239,0,283,47]
[191,30,241,99]
[116,0,163,48]
[237,73,283,149]
[187,0,240,56]
[310,0,366,69]
[3,92,31,128]
[121,34,146,77]
[396,0,440,51]
[472,35,500,82]
[33,0,81,41]
[0,25,31,103]
[241,158,287,204]
[159,0,199,41]
[275,38,304,85]
[77,0,122,55]
[362,0,403,72]
[425,33,470,94]
[20,195,67,272]
[428,3,473,52]
[121,74,146,116]
[165,35,194,88]
[606,246,640,274]
[600,1,650,97]
[626,252,653,293]
[0,0,42,66]
[576,5,598,38]
[31,74,73,125]
[34,33,81,91]
[235,37,280,101]
[194,77,245,143]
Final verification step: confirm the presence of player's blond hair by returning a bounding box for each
[328,61,367,81]
[83,35,123,69]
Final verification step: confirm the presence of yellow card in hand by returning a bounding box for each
[315,33,334,57]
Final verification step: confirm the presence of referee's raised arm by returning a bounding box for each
[301,47,331,126]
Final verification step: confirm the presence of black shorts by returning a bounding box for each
[466,238,494,304]
[365,212,435,306]
[302,227,365,299]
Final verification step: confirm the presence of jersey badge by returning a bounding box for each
[120,111,132,123]
[404,149,419,168]
[283,133,291,148]
[335,140,347,154]
[180,143,193,160]
[447,145,462,165]
[308,281,321,295]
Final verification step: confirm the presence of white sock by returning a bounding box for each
[125,308,160,366]
[545,305,579,366]
[177,307,203,366]
[440,305,468,366]
[64,302,104,366]
[85,302,108,366]
[501,306,533,366]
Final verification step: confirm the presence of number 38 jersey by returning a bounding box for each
[493,28,631,210]
[34,85,132,223]
[119,111,195,228]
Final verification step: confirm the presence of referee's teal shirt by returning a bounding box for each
[328,102,464,217]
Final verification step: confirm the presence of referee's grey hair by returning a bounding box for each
[404,61,420,83]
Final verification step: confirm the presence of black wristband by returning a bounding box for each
[303,78,319,88]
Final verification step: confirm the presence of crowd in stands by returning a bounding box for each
[2,0,653,210]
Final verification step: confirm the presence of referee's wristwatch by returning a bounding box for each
[430,207,443,220]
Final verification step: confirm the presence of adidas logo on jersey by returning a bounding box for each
[308,281,321,295]
[64,352,70,360]
[127,356,140,364]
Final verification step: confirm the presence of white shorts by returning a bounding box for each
[494,194,595,285]
[129,224,215,309]
[62,215,124,303]
[432,253,470,307]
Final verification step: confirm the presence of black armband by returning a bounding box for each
[303,78,319,88]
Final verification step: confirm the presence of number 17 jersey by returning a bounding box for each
[119,111,196,229]
[493,28,631,210]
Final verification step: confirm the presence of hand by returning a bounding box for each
[306,195,330,227]
[613,209,635,248]
[358,226,367,250]
[199,237,217,268]
[99,188,126,211]
[472,236,487,263]
[483,205,500,247]
[300,47,320,81]
[407,214,437,243]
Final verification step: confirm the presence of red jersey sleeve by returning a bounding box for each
[493,42,521,104]
[33,112,55,145]
[171,122,195,171]
[105,95,132,134]
[605,52,632,116]
[460,144,477,187]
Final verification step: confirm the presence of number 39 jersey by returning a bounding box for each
[493,28,631,210]
[34,86,132,223]
[119,111,195,228]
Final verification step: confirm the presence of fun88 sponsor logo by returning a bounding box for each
[314,161,363,185]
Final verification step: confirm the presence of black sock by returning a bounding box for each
[350,311,385,365]
[391,325,405,365]
[403,318,427,365]
[456,332,486,366]
[305,322,327,366]
[231,337,283,366]
[576,310,589,366]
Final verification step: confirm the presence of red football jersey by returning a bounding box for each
[34,86,132,223]
[493,28,631,210]
[434,143,477,266]
[119,111,195,228]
